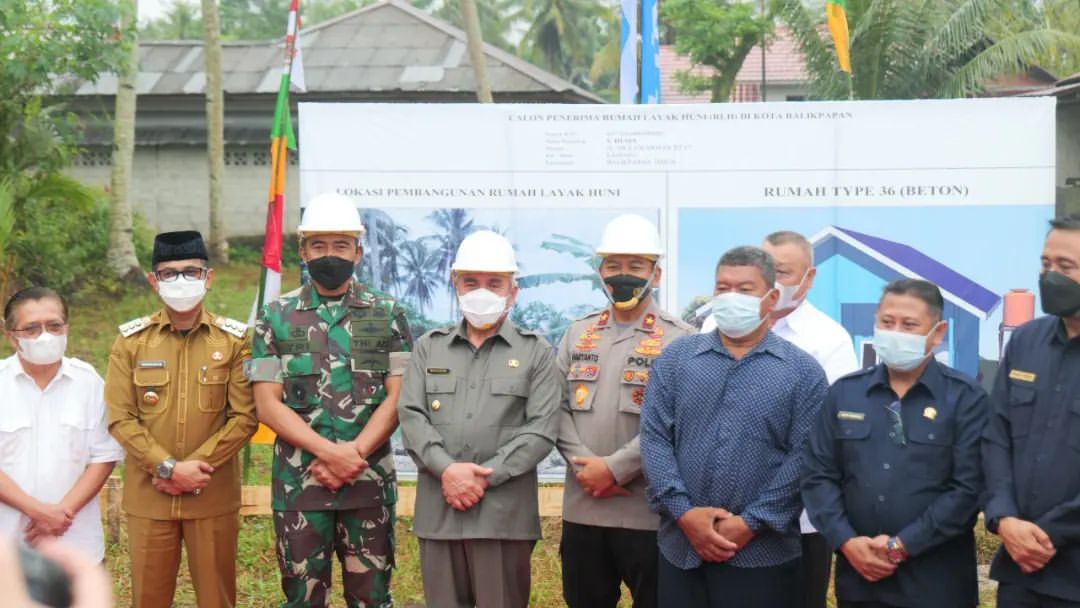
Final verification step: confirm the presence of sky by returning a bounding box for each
[139,0,173,22]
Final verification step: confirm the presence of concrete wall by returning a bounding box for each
[1055,102,1080,217]
[67,146,301,238]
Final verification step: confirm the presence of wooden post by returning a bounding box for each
[103,476,122,545]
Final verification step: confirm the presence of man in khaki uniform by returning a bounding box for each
[399,230,560,608]
[557,214,692,608]
[105,231,258,608]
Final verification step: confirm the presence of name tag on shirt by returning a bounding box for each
[1008,369,1036,383]
[137,360,166,369]
[837,411,866,421]
[426,368,451,375]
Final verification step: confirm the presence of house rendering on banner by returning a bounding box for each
[808,226,1001,378]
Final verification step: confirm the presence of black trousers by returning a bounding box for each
[838,602,902,608]
[657,553,799,608]
[998,583,1080,608]
[800,532,831,608]
[560,520,658,608]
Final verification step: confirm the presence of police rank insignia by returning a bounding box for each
[923,406,937,421]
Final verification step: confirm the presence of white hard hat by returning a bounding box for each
[452,230,519,274]
[595,214,663,258]
[298,192,366,236]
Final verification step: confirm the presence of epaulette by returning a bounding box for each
[655,307,693,330]
[213,315,247,339]
[835,366,876,384]
[938,363,983,389]
[118,316,152,338]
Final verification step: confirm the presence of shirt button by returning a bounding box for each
[878,495,886,502]
[1036,455,1045,463]
[928,433,936,440]
[888,431,896,439]
[470,382,476,389]
[466,413,473,419]
[883,463,891,470]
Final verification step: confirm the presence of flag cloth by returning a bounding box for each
[248,0,302,447]
[619,0,639,104]
[826,0,851,73]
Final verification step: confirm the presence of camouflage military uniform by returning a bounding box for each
[248,281,411,608]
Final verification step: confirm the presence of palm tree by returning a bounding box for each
[203,0,228,262]
[107,0,143,282]
[426,208,476,316]
[773,0,1080,100]
[398,239,442,317]
[517,234,601,290]
[141,0,203,40]
[360,209,408,296]
[515,0,609,82]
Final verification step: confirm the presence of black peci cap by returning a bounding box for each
[152,230,208,266]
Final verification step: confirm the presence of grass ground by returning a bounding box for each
[11,259,1001,607]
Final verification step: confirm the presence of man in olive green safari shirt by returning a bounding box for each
[248,193,412,608]
[398,230,560,608]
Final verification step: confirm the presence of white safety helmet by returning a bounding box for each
[451,230,519,274]
[298,192,366,237]
[595,214,663,258]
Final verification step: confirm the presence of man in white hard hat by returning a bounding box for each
[556,214,692,608]
[247,192,413,608]
[398,230,560,608]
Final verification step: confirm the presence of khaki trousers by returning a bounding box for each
[127,511,239,608]
[418,538,535,608]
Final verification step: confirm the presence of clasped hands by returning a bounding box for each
[152,460,215,496]
[677,507,754,563]
[441,463,494,511]
[571,456,630,499]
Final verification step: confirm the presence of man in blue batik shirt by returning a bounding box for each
[641,246,828,608]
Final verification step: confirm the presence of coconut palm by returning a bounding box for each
[398,239,442,317]
[360,209,408,296]
[515,0,610,84]
[425,208,477,316]
[773,0,1080,99]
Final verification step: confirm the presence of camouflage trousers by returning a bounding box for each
[272,505,395,608]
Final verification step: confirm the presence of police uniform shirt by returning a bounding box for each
[556,301,692,531]
[397,319,560,541]
[802,359,989,607]
[983,315,1080,602]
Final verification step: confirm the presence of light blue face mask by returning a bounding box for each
[872,323,941,371]
[711,291,769,339]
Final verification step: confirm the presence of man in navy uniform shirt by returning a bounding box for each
[984,212,1080,607]
[802,278,988,608]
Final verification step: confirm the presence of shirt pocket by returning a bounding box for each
[617,368,649,415]
[906,420,954,481]
[283,372,320,413]
[198,364,231,413]
[352,371,384,408]
[0,415,30,468]
[133,367,170,418]
[425,375,457,426]
[566,367,597,412]
[59,412,92,464]
[837,418,871,480]
[488,377,528,427]
[1008,384,1037,439]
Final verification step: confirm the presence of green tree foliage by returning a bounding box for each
[140,0,204,40]
[0,0,132,296]
[661,0,773,102]
[773,0,1080,99]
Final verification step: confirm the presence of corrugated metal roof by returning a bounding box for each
[70,0,601,102]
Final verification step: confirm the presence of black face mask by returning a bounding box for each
[308,256,355,290]
[604,274,650,305]
[1040,271,1080,318]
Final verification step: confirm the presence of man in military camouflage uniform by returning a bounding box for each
[557,214,692,608]
[248,193,412,608]
[106,230,257,608]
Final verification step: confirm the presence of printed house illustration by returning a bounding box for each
[807,226,1001,378]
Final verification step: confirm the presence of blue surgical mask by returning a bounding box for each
[711,292,768,339]
[873,323,940,371]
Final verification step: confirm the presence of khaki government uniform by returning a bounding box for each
[105,308,257,608]
[398,320,560,608]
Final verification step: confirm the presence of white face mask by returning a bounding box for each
[775,269,810,312]
[458,288,508,330]
[873,323,941,372]
[18,332,67,366]
[158,276,207,312]
[710,291,769,339]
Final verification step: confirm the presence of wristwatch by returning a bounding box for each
[885,536,908,564]
[157,458,177,480]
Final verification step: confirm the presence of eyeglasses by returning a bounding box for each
[10,321,68,339]
[154,267,208,282]
[884,400,906,446]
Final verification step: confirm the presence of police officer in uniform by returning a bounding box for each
[105,230,258,608]
[802,279,988,608]
[984,212,1080,607]
[248,193,412,608]
[557,214,692,608]
[398,230,560,608]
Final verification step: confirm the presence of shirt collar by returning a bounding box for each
[12,356,72,388]
[296,280,370,311]
[450,318,516,347]
[776,300,814,334]
[865,358,945,399]
[151,307,213,332]
[693,328,788,360]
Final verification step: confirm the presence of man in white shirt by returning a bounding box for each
[701,231,859,607]
[0,287,123,562]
